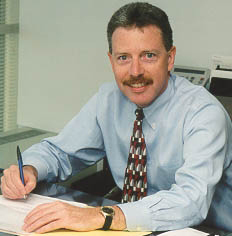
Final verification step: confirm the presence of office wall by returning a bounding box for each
[18,0,232,133]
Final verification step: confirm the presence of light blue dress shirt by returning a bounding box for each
[23,74,232,232]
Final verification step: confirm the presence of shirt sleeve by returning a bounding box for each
[22,93,106,182]
[118,104,228,231]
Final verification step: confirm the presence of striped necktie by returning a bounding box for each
[122,108,147,203]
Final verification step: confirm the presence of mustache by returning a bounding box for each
[123,76,153,86]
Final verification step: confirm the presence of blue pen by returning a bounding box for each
[17,145,27,199]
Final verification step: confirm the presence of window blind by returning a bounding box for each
[0,0,19,132]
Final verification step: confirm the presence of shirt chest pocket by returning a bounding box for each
[147,148,184,191]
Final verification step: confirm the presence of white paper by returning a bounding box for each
[159,228,209,236]
[0,193,87,235]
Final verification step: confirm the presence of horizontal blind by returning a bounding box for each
[0,0,5,131]
[0,0,19,132]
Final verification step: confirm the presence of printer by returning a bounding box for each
[209,55,232,120]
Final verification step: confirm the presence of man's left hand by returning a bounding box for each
[23,201,126,233]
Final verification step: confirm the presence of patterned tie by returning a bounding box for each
[122,108,147,203]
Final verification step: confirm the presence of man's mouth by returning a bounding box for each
[123,78,153,88]
[130,83,146,88]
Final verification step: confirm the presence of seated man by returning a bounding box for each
[1,2,232,234]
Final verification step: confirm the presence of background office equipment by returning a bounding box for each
[209,55,232,120]
[171,65,210,87]
[17,0,232,133]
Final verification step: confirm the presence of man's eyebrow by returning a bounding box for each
[113,52,129,56]
[112,49,161,57]
[142,49,161,54]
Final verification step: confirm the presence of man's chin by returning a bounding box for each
[128,96,152,108]
[121,87,155,107]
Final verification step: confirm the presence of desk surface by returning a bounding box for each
[0,182,231,236]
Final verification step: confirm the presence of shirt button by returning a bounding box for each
[152,123,156,129]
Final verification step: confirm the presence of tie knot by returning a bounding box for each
[135,108,144,120]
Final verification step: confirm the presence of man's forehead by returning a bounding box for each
[111,25,164,53]
[112,24,162,36]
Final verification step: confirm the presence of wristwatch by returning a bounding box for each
[100,206,115,230]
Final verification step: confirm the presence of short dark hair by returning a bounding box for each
[107,2,173,53]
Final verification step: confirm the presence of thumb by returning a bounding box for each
[24,166,38,194]
[25,175,37,194]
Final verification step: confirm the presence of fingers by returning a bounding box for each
[1,165,26,199]
[23,166,37,194]
[23,201,66,233]
[31,219,64,234]
[24,201,58,223]
[0,165,37,199]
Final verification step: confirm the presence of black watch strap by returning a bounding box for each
[102,215,113,230]
[100,206,115,230]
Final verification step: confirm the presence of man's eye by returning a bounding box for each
[118,55,127,60]
[146,53,155,58]
[141,52,157,62]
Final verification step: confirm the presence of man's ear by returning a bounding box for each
[168,46,176,72]
[108,52,113,65]
[108,52,116,73]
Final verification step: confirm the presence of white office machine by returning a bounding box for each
[171,65,210,87]
[209,55,232,120]
[210,55,232,84]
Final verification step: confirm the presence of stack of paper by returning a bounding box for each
[0,193,86,235]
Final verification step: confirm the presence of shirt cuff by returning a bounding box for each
[22,153,49,182]
[117,201,153,231]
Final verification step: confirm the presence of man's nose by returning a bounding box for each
[129,58,144,77]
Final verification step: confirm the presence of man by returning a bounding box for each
[1,2,232,233]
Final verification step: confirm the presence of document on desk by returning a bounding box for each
[159,227,209,236]
[0,193,87,235]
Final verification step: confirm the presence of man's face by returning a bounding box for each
[108,25,176,108]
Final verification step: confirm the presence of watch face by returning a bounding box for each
[102,207,114,214]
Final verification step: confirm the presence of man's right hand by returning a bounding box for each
[0,165,38,199]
